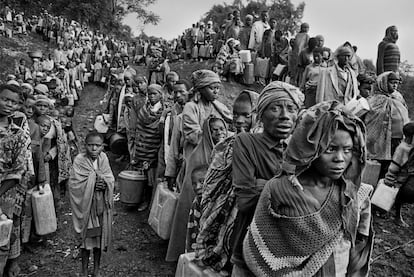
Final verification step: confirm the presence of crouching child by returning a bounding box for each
[68,131,114,277]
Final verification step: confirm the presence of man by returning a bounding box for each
[225,10,242,40]
[316,46,359,104]
[239,15,253,50]
[291,23,310,85]
[377,25,400,75]
[0,85,31,277]
[261,18,277,58]
[272,30,289,80]
[122,55,137,77]
[248,10,270,52]
[231,82,303,277]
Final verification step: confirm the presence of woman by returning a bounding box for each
[166,70,231,262]
[193,90,259,273]
[244,101,373,276]
[214,38,243,80]
[186,117,228,252]
[365,71,410,176]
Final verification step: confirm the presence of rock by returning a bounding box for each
[403,245,414,257]
[28,265,38,272]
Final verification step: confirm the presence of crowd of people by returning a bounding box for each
[0,4,411,277]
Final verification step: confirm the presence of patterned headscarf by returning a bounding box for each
[284,101,366,181]
[256,81,304,120]
[376,71,400,94]
[147,84,163,95]
[191,69,221,91]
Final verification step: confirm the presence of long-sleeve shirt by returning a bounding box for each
[231,132,284,268]
[248,21,269,51]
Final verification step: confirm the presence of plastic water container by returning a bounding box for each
[148,182,178,240]
[243,63,254,85]
[239,50,252,63]
[118,170,147,205]
[175,252,222,277]
[32,184,57,235]
[0,211,13,247]
[67,94,74,106]
[362,160,381,188]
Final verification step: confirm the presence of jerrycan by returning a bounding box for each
[32,184,57,235]
[148,182,178,240]
[0,209,13,247]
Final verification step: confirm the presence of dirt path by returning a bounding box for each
[19,83,176,277]
[17,82,414,277]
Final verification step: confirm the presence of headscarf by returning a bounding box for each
[376,71,400,94]
[334,45,353,59]
[147,84,163,95]
[256,81,304,120]
[34,84,49,95]
[245,14,253,21]
[35,95,52,107]
[191,69,221,91]
[134,75,148,84]
[284,101,366,182]
[384,25,398,43]
[6,80,20,86]
[21,83,34,94]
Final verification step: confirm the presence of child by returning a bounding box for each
[384,122,414,227]
[300,47,325,108]
[69,132,114,277]
[37,115,52,184]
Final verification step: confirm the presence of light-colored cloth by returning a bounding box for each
[248,21,269,51]
[316,63,359,104]
[191,69,221,91]
[68,153,114,251]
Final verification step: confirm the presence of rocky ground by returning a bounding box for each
[0,34,414,276]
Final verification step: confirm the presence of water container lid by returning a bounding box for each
[118,170,147,180]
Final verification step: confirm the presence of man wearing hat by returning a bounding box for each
[316,46,359,104]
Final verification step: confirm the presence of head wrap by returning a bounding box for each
[384,25,398,43]
[35,95,52,107]
[134,75,148,84]
[226,38,235,45]
[21,83,34,94]
[245,14,253,21]
[234,40,241,47]
[376,71,400,94]
[357,73,375,85]
[284,101,366,181]
[148,84,163,95]
[335,46,353,57]
[166,71,179,80]
[300,22,309,32]
[34,84,49,95]
[6,80,20,86]
[6,74,16,81]
[257,81,304,120]
[191,69,221,91]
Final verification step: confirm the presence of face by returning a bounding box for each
[23,98,36,118]
[261,99,298,140]
[148,89,161,105]
[270,19,277,29]
[35,101,49,116]
[173,84,189,105]
[390,27,398,40]
[359,83,372,98]
[85,136,104,160]
[124,97,133,108]
[246,17,253,26]
[312,129,354,180]
[137,81,147,92]
[313,52,322,64]
[200,83,220,101]
[38,119,51,137]
[124,77,132,87]
[167,75,178,90]
[337,53,351,67]
[233,99,253,133]
[317,38,324,47]
[261,12,269,22]
[302,25,309,33]
[209,119,226,145]
[322,50,330,61]
[388,79,399,92]
[0,89,20,116]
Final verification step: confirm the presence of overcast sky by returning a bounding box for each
[123,0,414,63]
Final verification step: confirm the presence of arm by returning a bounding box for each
[182,102,201,146]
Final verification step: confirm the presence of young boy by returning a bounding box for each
[37,115,52,184]
[300,47,325,108]
[384,122,414,227]
[69,131,114,277]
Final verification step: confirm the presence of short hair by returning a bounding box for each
[85,131,104,143]
[166,71,179,81]
[175,79,192,91]
[0,84,23,102]
[403,122,414,138]
[36,115,51,125]
[312,47,324,55]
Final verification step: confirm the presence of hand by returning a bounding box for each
[44,154,52,162]
[95,179,107,191]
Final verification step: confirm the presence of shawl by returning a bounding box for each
[365,72,409,160]
[376,26,400,75]
[68,152,114,250]
[243,176,373,277]
[49,117,72,183]
[166,117,227,261]
[133,101,163,166]
[257,81,304,120]
[193,91,259,270]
